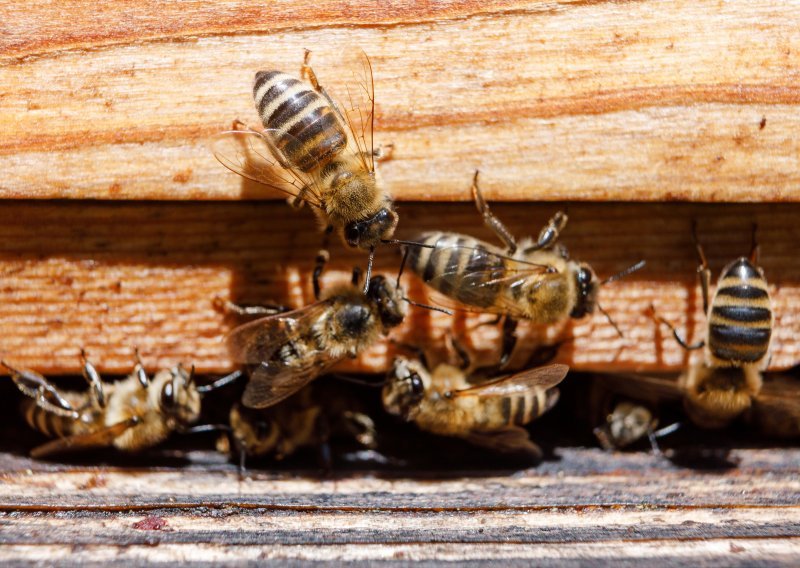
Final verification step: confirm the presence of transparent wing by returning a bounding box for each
[212,129,325,209]
[596,373,684,404]
[750,375,800,438]
[465,427,541,458]
[452,364,569,398]
[337,49,375,172]
[422,243,554,318]
[241,355,336,409]
[226,300,334,365]
[29,417,138,458]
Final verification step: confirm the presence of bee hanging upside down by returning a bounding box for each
[213,50,397,291]
[404,171,644,365]
[383,351,569,459]
[651,223,773,428]
[2,351,239,458]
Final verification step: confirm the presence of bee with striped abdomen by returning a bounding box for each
[652,223,773,428]
[218,382,377,470]
[406,171,644,363]
[2,352,239,458]
[213,50,396,293]
[383,352,569,458]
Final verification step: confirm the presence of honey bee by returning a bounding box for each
[213,50,397,290]
[651,224,773,428]
[2,352,239,458]
[406,171,644,363]
[383,356,569,458]
[219,382,377,470]
[226,265,448,410]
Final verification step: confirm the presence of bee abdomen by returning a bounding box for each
[253,71,347,172]
[709,258,772,364]
[22,401,71,439]
[407,232,504,307]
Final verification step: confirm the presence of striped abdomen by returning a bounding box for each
[407,232,506,308]
[22,399,77,439]
[253,71,347,172]
[487,388,560,429]
[708,258,772,364]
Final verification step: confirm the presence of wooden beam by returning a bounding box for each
[2,1,799,201]
[0,200,796,375]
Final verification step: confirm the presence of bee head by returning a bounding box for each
[366,274,407,329]
[157,365,202,426]
[570,264,599,318]
[382,357,427,418]
[344,207,399,250]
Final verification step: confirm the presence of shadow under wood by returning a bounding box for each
[0,200,797,375]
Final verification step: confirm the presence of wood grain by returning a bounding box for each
[0,200,797,375]
[2,1,800,201]
[1,448,799,565]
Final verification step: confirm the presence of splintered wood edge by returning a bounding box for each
[0,200,796,376]
[2,1,800,201]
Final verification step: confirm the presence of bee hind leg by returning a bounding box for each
[648,303,705,351]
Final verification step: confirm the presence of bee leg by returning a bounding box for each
[499,317,519,368]
[749,222,760,265]
[593,425,615,451]
[470,170,517,254]
[524,212,569,253]
[213,297,289,318]
[743,365,763,396]
[648,303,705,351]
[80,349,107,409]
[389,339,429,369]
[313,227,333,300]
[132,347,149,388]
[372,143,394,162]
[691,222,711,315]
[447,335,472,370]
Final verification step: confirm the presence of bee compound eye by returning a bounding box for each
[345,224,362,245]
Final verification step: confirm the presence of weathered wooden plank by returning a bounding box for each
[2,1,799,201]
[0,200,796,374]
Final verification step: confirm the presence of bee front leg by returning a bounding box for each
[313,227,333,300]
[471,170,517,254]
[80,350,107,409]
[524,212,569,253]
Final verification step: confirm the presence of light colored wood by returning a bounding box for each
[2,1,800,201]
[0,200,796,375]
[0,449,799,564]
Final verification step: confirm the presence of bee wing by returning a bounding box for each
[421,244,554,318]
[226,300,334,365]
[451,364,569,398]
[750,376,800,438]
[212,129,325,209]
[465,426,542,458]
[241,355,336,409]
[596,373,685,404]
[336,49,375,172]
[29,417,139,458]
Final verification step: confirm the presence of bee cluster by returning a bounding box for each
[3,52,795,472]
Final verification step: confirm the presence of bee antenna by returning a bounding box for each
[381,238,436,249]
[403,297,454,315]
[332,373,387,388]
[396,247,410,288]
[363,246,375,295]
[598,304,624,338]
[601,260,646,286]
[196,370,243,394]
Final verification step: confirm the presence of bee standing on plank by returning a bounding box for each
[382,340,569,458]
[224,260,449,410]
[650,223,773,428]
[213,50,396,295]
[218,382,378,471]
[2,352,240,458]
[405,170,644,364]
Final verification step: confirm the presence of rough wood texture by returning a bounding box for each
[0,201,797,375]
[1,448,799,565]
[2,1,800,201]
